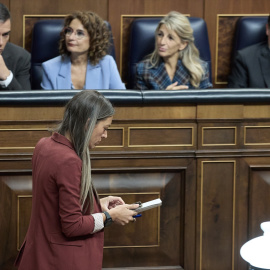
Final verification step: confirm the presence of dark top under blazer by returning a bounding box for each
[1,42,31,90]
[15,133,104,270]
[228,41,270,88]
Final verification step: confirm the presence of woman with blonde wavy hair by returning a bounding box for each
[136,11,212,90]
[41,11,125,90]
[15,90,139,270]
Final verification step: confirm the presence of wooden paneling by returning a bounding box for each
[0,103,198,270]
[0,172,32,270]
[6,0,270,88]
[98,128,124,147]
[1,102,270,269]
[24,16,65,52]
[17,195,32,249]
[216,16,239,84]
[128,127,193,147]
[0,169,187,270]
[0,129,51,149]
[248,167,270,238]
[204,0,270,87]
[202,127,237,146]
[108,0,204,76]
[1,0,9,8]
[197,161,235,270]
[198,123,241,151]
[9,0,108,48]
[4,0,270,268]
[244,126,270,145]
[100,169,184,268]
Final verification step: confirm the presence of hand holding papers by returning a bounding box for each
[134,198,162,213]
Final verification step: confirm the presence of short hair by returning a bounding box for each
[0,3,11,23]
[268,15,270,27]
[59,11,110,66]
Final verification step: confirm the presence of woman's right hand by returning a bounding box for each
[166,82,189,90]
[108,204,139,225]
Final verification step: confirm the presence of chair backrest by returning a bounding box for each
[30,19,116,90]
[127,17,212,89]
[233,16,268,53]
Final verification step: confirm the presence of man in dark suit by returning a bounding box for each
[228,16,270,88]
[0,3,31,90]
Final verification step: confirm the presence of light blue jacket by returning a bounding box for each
[41,55,125,90]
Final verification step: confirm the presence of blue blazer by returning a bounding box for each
[41,55,125,90]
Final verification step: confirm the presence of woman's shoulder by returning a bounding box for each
[42,55,63,68]
[199,59,210,70]
[99,54,115,64]
[137,58,151,66]
[136,59,153,73]
[96,55,118,70]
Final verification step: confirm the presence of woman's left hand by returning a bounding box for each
[100,196,125,211]
[166,82,189,90]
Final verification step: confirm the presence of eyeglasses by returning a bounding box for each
[64,27,87,40]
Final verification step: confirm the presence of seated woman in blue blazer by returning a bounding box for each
[135,11,212,90]
[41,11,125,90]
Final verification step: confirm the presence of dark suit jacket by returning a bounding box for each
[15,133,104,270]
[228,41,270,88]
[1,42,31,90]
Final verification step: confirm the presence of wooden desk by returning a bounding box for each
[1,90,270,270]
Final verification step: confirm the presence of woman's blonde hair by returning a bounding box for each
[149,11,204,88]
[59,11,110,66]
[56,90,115,213]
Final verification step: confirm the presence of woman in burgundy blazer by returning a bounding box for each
[15,90,139,270]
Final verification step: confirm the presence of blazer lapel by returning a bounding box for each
[57,56,72,89]
[2,43,12,67]
[259,46,270,88]
[85,61,101,89]
[150,62,171,89]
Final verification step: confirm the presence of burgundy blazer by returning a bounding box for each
[15,133,104,270]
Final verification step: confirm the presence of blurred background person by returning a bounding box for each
[41,11,125,90]
[228,15,270,88]
[135,11,212,90]
[0,3,31,90]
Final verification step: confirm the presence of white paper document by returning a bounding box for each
[134,198,162,213]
